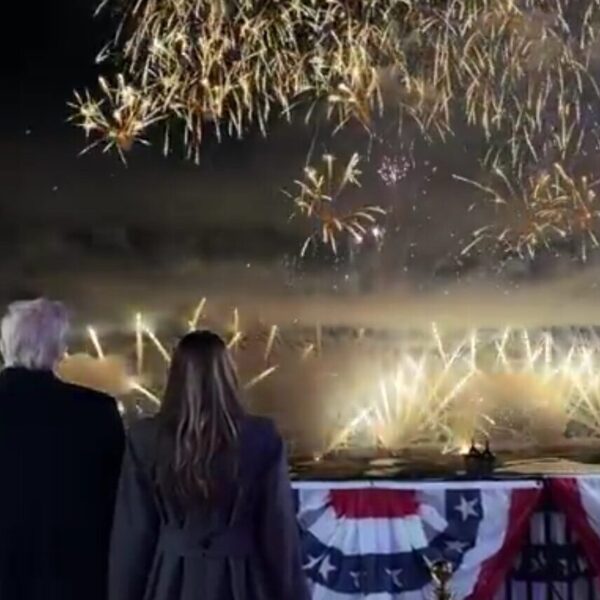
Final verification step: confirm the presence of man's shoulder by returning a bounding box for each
[57,379,118,410]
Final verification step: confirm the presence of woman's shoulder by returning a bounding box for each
[242,414,278,435]
[128,415,160,438]
[241,414,282,446]
[240,415,284,464]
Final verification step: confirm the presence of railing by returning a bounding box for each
[495,490,598,600]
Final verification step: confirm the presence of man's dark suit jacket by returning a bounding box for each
[0,367,125,600]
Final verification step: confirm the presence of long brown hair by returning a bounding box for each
[158,330,244,503]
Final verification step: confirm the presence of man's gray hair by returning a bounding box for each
[1,299,69,370]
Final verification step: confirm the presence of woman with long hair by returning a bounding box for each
[109,330,310,600]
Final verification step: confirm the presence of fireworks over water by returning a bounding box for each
[60,1,600,463]
[56,299,600,461]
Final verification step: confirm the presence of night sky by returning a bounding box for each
[8,1,600,328]
[12,0,303,232]
[9,1,313,309]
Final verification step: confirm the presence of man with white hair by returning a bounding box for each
[0,299,125,600]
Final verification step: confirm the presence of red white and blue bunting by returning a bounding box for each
[293,477,600,599]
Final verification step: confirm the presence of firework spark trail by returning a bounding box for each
[143,324,172,363]
[135,312,143,376]
[326,325,600,455]
[320,407,375,460]
[227,308,243,350]
[264,325,278,363]
[244,365,279,390]
[188,297,207,331]
[81,303,285,410]
[129,381,162,405]
[87,326,105,359]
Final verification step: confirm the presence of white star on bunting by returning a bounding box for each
[454,495,479,522]
[318,555,337,582]
[445,540,469,554]
[350,571,362,589]
[385,568,404,589]
[559,558,569,574]
[303,554,323,571]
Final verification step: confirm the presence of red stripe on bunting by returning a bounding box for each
[468,487,541,600]
[550,478,600,577]
[329,489,419,518]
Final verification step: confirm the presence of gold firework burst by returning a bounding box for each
[70,75,164,161]
[70,0,600,258]
[456,163,600,260]
[285,153,386,256]
[72,1,600,174]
